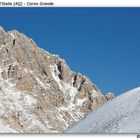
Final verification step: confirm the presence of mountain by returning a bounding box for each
[66,87,140,133]
[0,26,113,133]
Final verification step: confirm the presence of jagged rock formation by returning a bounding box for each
[0,26,111,133]
[105,92,115,101]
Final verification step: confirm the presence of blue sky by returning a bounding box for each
[0,8,140,95]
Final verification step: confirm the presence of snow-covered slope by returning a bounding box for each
[66,87,140,133]
[0,124,17,133]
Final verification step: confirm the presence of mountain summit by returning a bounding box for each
[0,26,112,133]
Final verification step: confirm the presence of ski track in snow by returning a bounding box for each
[66,87,140,133]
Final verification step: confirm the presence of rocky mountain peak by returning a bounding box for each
[0,26,113,133]
[105,92,115,101]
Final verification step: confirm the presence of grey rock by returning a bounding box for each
[0,26,111,133]
[105,92,115,101]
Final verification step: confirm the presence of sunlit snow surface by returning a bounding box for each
[66,87,140,133]
[0,124,17,133]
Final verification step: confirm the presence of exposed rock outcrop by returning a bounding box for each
[0,26,112,133]
[105,92,115,101]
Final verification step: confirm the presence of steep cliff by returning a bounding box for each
[0,26,110,133]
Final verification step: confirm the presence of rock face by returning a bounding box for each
[66,87,140,134]
[0,26,110,133]
[105,92,115,101]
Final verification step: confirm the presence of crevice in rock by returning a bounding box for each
[89,96,93,102]
[13,39,15,45]
[17,113,20,117]
[78,78,86,92]
[73,75,77,87]
[5,48,8,53]
[57,61,63,80]
[42,68,48,77]
[8,64,12,78]
[36,61,48,77]
[36,106,42,110]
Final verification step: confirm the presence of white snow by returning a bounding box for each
[76,98,88,106]
[0,124,17,133]
[50,64,78,99]
[50,64,85,123]
[31,117,50,133]
[66,87,140,133]
[25,95,37,106]
[0,103,6,115]
[10,32,17,39]
[34,76,50,89]
[91,89,98,98]
[0,67,51,133]
[0,44,5,48]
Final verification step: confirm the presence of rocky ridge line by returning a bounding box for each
[0,26,114,133]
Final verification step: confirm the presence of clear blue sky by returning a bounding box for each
[0,8,140,95]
